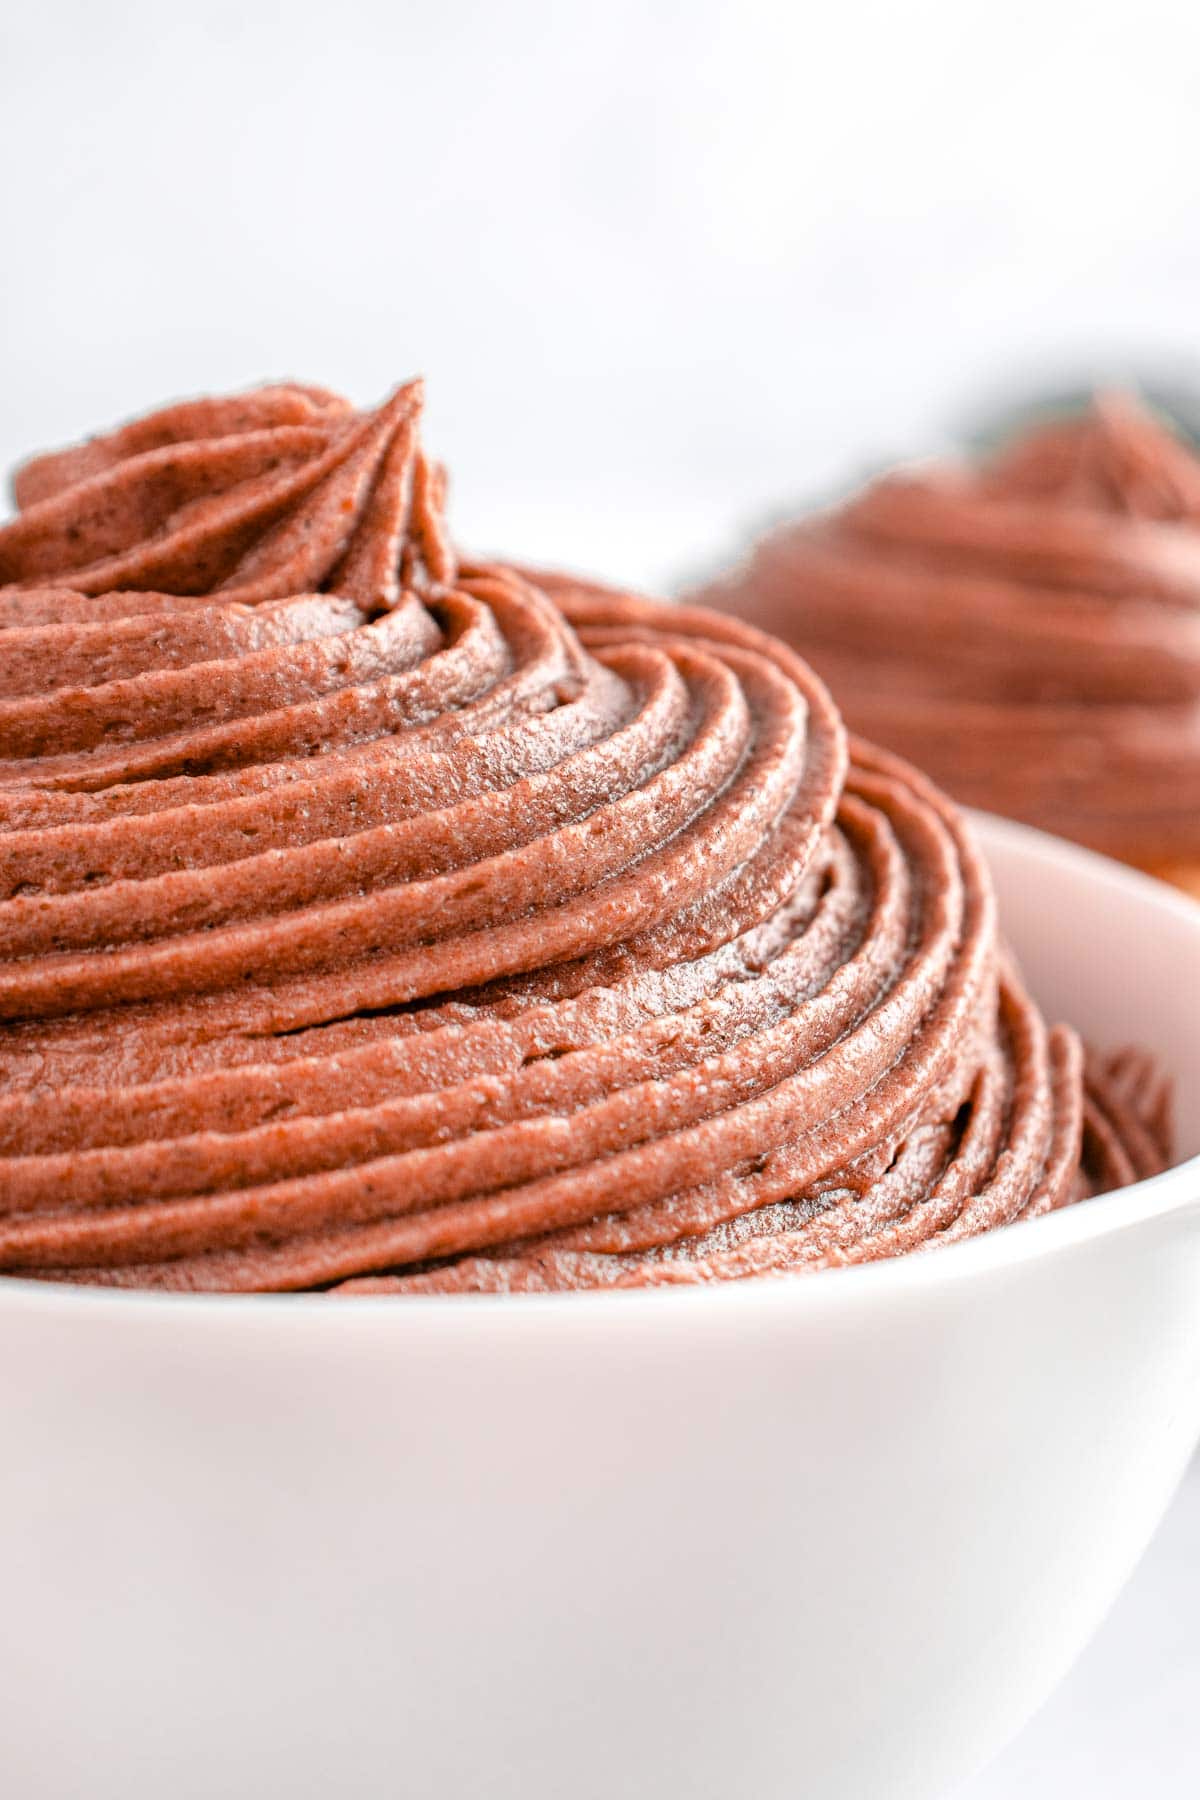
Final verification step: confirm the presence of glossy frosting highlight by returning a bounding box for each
[0,384,1170,1293]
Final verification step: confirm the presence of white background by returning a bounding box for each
[2,3,1199,1791]
[5,0,1200,589]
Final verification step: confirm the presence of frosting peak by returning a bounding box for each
[3,379,453,606]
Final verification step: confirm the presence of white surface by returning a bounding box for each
[1,821,1199,1800]
[3,6,1200,1792]
[960,1460,1200,1797]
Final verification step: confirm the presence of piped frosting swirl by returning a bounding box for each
[0,383,1170,1293]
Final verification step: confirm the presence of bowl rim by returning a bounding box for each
[2,811,1198,1328]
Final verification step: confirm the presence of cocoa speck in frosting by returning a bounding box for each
[696,394,1200,865]
[0,382,1172,1293]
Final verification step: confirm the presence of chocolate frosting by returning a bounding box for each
[0,384,1170,1294]
[697,395,1200,863]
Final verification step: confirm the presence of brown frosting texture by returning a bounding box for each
[0,383,1170,1294]
[698,395,1200,863]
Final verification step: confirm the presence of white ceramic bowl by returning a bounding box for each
[2,816,1198,1800]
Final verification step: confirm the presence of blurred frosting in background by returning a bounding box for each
[959,367,1200,457]
[695,389,1200,884]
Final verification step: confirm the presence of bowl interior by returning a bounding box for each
[973,811,1200,1162]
